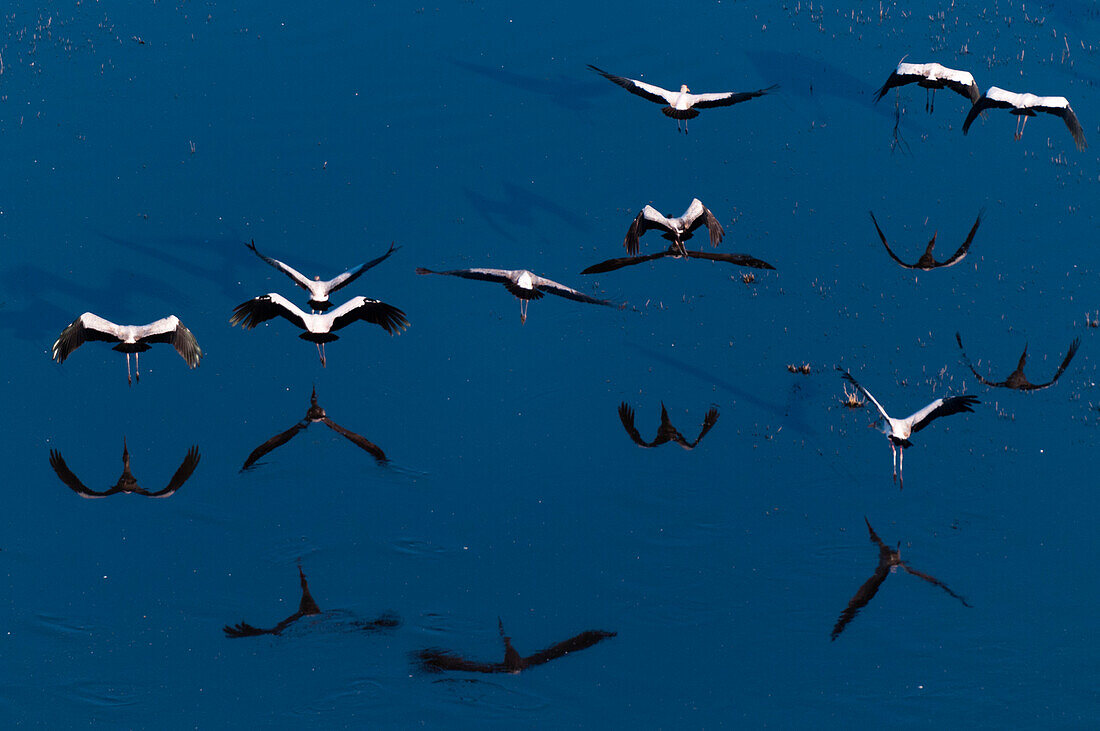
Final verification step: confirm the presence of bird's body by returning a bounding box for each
[618,402,719,450]
[48,439,200,499]
[417,619,615,674]
[246,240,399,312]
[582,242,775,275]
[416,267,618,324]
[838,369,978,489]
[963,86,1087,149]
[956,333,1081,391]
[624,199,724,256]
[874,61,979,111]
[52,313,202,385]
[869,210,983,271]
[230,292,408,366]
[241,386,387,469]
[588,64,776,133]
[831,517,970,640]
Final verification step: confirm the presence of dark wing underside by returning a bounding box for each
[962,96,1012,134]
[831,562,890,640]
[320,417,387,463]
[416,649,503,674]
[955,332,1007,387]
[671,407,719,449]
[522,630,617,667]
[901,565,972,607]
[1040,105,1088,150]
[683,250,776,269]
[873,71,913,103]
[909,395,979,433]
[48,450,118,497]
[692,85,778,108]
[241,422,307,470]
[52,315,120,363]
[1027,337,1081,389]
[868,211,918,269]
[618,402,657,447]
[935,210,984,268]
[329,298,410,335]
[587,65,668,104]
[230,295,308,331]
[582,250,670,274]
[143,446,201,497]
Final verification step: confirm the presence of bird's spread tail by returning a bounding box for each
[661,107,699,120]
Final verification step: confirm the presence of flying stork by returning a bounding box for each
[962,86,1087,150]
[873,61,980,112]
[588,64,777,133]
[416,618,616,674]
[955,332,1081,391]
[416,267,620,324]
[52,313,203,385]
[246,240,399,313]
[837,368,979,489]
[230,293,408,366]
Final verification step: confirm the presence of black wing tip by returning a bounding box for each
[415,267,435,275]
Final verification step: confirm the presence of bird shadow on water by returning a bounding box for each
[450,57,608,112]
[0,263,193,344]
[463,182,588,241]
[745,49,929,134]
[627,341,814,436]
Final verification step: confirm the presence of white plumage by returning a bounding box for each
[963,86,1086,150]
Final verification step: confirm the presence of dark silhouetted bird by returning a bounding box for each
[831,517,970,640]
[416,267,619,324]
[837,368,978,489]
[955,333,1080,391]
[868,210,983,271]
[582,242,775,275]
[417,618,615,674]
[241,386,387,470]
[224,566,400,638]
[618,402,719,450]
[589,64,776,133]
[48,439,199,498]
[246,239,399,312]
[52,313,202,385]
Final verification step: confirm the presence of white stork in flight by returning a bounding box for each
[230,293,408,366]
[622,199,724,256]
[246,240,399,313]
[588,65,777,133]
[963,86,1087,150]
[837,368,979,489]
[52,313,203,385]
[416,267,619,324]
[874,61,980,112]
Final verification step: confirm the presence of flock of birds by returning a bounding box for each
[44,55,1089,668]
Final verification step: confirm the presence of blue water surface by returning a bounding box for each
[1,0,1098,727]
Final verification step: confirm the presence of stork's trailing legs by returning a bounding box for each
[315,342,327,368]
[891,442,898,484]
[519,300,529,325]
[126,353,133,386]
[898,447,905,490]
